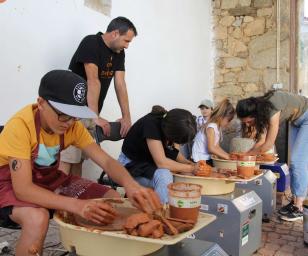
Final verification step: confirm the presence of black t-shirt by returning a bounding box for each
[69,32,125,113]
[122,113,179,164]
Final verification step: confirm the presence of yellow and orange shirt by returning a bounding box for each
[0,104,94,167]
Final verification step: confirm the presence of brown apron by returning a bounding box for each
[0,110,109,208]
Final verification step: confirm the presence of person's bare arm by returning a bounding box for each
[84,63,100,114]
[9,157,116,224]
[147,139,195,173]
[84,63,111,136]
[83,143,161,213]
[206,128,229,159]
[114,71,131,137]
[249,111,280,154]
[176,152,194,164]
[253,131,266,149]
[173,143,193,164]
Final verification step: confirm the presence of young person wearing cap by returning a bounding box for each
[180,99,214,160]
[60,17,137,175]
[192,99,234,163]
[0,70,160,256]
[196,98,214,131]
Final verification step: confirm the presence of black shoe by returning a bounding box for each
[279,201,294,215]
[280,206,303,222]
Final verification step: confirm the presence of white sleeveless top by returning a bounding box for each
[192,123,221,162]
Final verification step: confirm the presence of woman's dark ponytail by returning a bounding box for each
[151,105,167,115]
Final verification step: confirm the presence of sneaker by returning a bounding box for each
[279,201,294,215]
[280,206,303,222]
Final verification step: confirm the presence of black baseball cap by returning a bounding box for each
[38,70,97,119]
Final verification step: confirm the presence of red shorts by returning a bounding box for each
[59,175,111,199]
[0,176,111,228]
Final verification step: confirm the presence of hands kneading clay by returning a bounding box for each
[63,199,196,239]
[194,160,212,177]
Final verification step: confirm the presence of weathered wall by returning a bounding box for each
[213,0,290,162]
[212,0,290,104]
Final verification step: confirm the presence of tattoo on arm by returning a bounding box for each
[11,159,21,171]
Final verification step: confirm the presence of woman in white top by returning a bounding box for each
[192,99,235,163]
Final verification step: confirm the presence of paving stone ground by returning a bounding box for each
[0,192,307,255]
[252,192,308,256]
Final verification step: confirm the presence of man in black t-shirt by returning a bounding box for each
[60,17,137,174]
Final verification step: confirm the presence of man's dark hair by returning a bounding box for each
[106,16,137,36]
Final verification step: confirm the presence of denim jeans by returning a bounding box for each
[289,110,308,197]
[118,152,173,203]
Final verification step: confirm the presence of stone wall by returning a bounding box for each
[212,0,290,161]
[212,0,290,104]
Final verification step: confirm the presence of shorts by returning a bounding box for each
[60,119,96,164]
[0,177,111,227]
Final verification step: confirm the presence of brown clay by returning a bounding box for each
[154,214,179,236]
[59,201,194,239]
[166,217,195,224]
[137,220,162,237]
[123,212,151,230]
[124,213,179,238]
[195,160,212,177]
[130,228,139,236]
[256,153,276,162]
[168,220,194,233]
[151,224,164,238]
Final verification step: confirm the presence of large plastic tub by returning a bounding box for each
[54,199,216,256]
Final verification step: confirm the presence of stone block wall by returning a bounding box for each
[212,0,290,104]
[212,0,290,162]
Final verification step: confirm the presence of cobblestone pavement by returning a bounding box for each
[251,192,308,256]
[1,196,308,255]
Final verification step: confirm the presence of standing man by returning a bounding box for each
[60,17,137,174]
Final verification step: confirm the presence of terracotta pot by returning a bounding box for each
[237,155,256,178]
[168,183,202,223]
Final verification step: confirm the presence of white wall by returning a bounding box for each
[0,0,213,180]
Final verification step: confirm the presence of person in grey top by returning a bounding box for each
[236,90,308,222]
